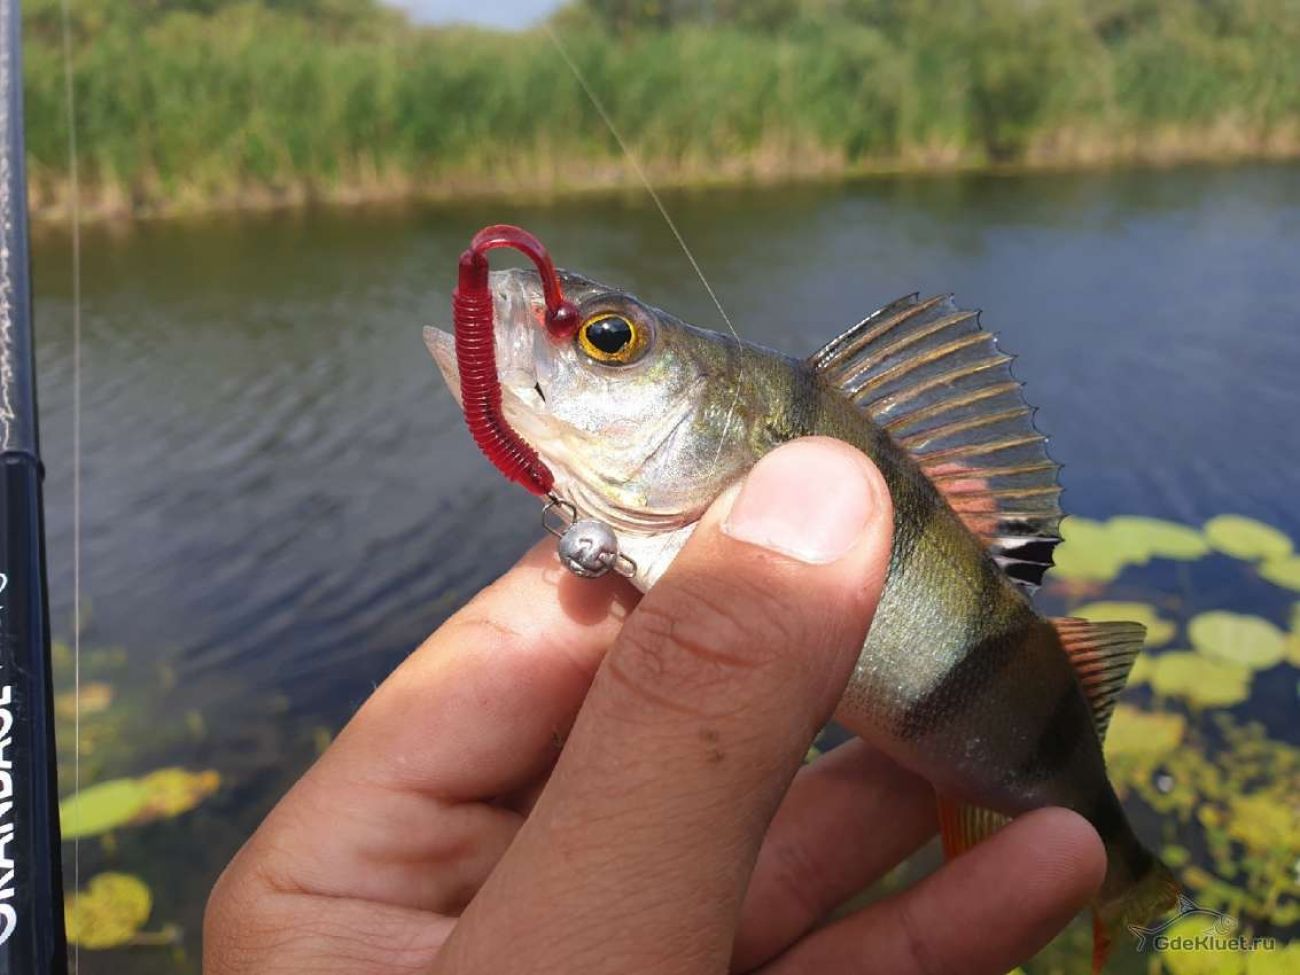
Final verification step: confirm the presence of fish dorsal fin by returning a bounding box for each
[810,294,1063,594]
[1051,617,1147,742]
[935,795,1009,859]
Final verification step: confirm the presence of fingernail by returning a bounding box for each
[722,439,879,564]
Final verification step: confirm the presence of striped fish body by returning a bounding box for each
[426,272,1177,969]
[710,359,1126,833]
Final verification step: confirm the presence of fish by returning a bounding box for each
[424,267,1178,970]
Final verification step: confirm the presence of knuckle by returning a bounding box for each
[767,835,834,923]
[896,896,943,975]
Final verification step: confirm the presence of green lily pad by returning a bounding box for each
[1073,601,1176,647]
[1189,612,1287,670]
[1128,654,1156,685]
[54,682,115,721]
[1109,515,1210,561]
[1227,794,1300,856]
[1289,604,1300,667]
[1261,556,1300,592]
[59,779,150,840]
[64,873,152,949]
[1148,653,1253,708]
[1052,518,1128,582]
[1104,704,1186,760]
[1204,515,1293,562]
[1160,912,1246,974]
[59,767,220,839]
[137,768,221,820]
[1246,942,1300,975]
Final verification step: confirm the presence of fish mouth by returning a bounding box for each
[422,324,549,417]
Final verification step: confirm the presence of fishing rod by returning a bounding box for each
[0,0,70,968]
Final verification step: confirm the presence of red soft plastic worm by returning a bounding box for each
[452,225,579,495]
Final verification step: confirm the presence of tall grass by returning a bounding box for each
[22,0,1300,218]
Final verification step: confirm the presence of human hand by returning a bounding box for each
[205,437,1105,974]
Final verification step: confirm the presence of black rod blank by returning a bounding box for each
[0,0,70,969]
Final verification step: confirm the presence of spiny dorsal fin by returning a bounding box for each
[1052,617,1146,742]
[935,795,1009,859]
[810,294,1062,594]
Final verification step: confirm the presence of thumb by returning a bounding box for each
[441,437,894,974]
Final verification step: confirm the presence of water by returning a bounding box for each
[32,162,1300,971]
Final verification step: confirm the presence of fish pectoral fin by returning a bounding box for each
[935,794,1010,860]
[1052,617,1147,743]
[808,293,1061,595]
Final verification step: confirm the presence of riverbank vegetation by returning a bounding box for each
[23,0,1300,219]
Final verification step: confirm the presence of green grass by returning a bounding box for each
[22,0,1300,218]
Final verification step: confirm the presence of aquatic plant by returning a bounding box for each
[20,0,1300,219]
[1204,516,1293,563]
[1187,612,1287,671]
[59,767,221,840]
[63,873,152,949]
[1052,516,1211,588]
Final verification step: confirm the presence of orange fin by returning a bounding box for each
[1091,908,1112,974]
[935,794,1009,859]
[1051,617,1145,742]
[809,294,1061,594]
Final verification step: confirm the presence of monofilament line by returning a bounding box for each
[59,0,83,961]
[542,25,745,464]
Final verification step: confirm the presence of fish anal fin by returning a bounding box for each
[1091,909,1112,975]
[935,794,1009,860]
[810,294,1062,594]
[1051,617,1146,742]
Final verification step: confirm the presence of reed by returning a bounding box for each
[22,0,1300,219]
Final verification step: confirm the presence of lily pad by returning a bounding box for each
[59,779,150,840]
[1289,604,1300,667]
[54,682,115,720]
[1188,612,1287,670]
[64,873,152,949]
[59,767,220,838]
[1073,601,1176,647]
[1246,942,1300,975]
[137,768,221,820]
[1160,913,1246,974]
[1052,518,1129,582]
[1109,515,1210,561]
[1261,556,1300,592]
[1226,794,1300,856]
[1128,654,1156,685]
[1104,705,1186,761]
[1147,653,1253,708]
[1204,515,1293,562]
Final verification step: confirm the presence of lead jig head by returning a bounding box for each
[542,497,637,580]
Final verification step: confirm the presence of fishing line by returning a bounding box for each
[541,24,746,471]
[59,0,83,958]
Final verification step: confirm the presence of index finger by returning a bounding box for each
[233,538,638,908]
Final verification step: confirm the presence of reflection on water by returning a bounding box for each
[33,162,1300,971]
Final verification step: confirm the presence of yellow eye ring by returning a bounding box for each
[577,313,649,365]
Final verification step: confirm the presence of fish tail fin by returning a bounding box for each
[1090,841,1179,973]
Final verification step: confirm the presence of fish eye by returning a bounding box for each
[577,312,649,365]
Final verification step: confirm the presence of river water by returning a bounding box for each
[32,162,1300,971]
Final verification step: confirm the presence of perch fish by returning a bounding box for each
[425,268,1177,970]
